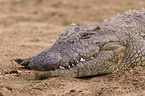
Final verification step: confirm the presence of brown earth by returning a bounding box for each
[0,0,145,96]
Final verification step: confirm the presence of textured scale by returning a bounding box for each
[15,9,145,79]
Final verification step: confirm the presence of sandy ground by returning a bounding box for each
[0,0,145,96]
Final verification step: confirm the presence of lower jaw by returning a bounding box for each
[34,62,93,79]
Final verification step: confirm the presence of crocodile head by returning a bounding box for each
[30,24,102,70]
[15,24,126,78]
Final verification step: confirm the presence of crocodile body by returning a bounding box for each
[15,9,145,79]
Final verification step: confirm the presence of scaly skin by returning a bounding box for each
[15,9,145,79]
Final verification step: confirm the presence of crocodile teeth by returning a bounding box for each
[80,58,86,61]
[59,66,62,69]
[59,66,65,69]
[91,57,94,59]
[68,65,71,68]
[58,57,88,70]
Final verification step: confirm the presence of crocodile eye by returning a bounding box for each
[81,32,95,39]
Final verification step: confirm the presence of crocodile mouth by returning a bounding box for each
[14,55,95,71]
[55,56,94,70]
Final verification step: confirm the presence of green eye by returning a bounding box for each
[81,32,95,39]
[81,33,90,39]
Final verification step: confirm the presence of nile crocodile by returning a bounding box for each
[15,9,145,79]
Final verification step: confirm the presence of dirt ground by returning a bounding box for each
[0,0,145,96]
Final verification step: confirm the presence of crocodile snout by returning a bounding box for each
[28,52,62,71]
